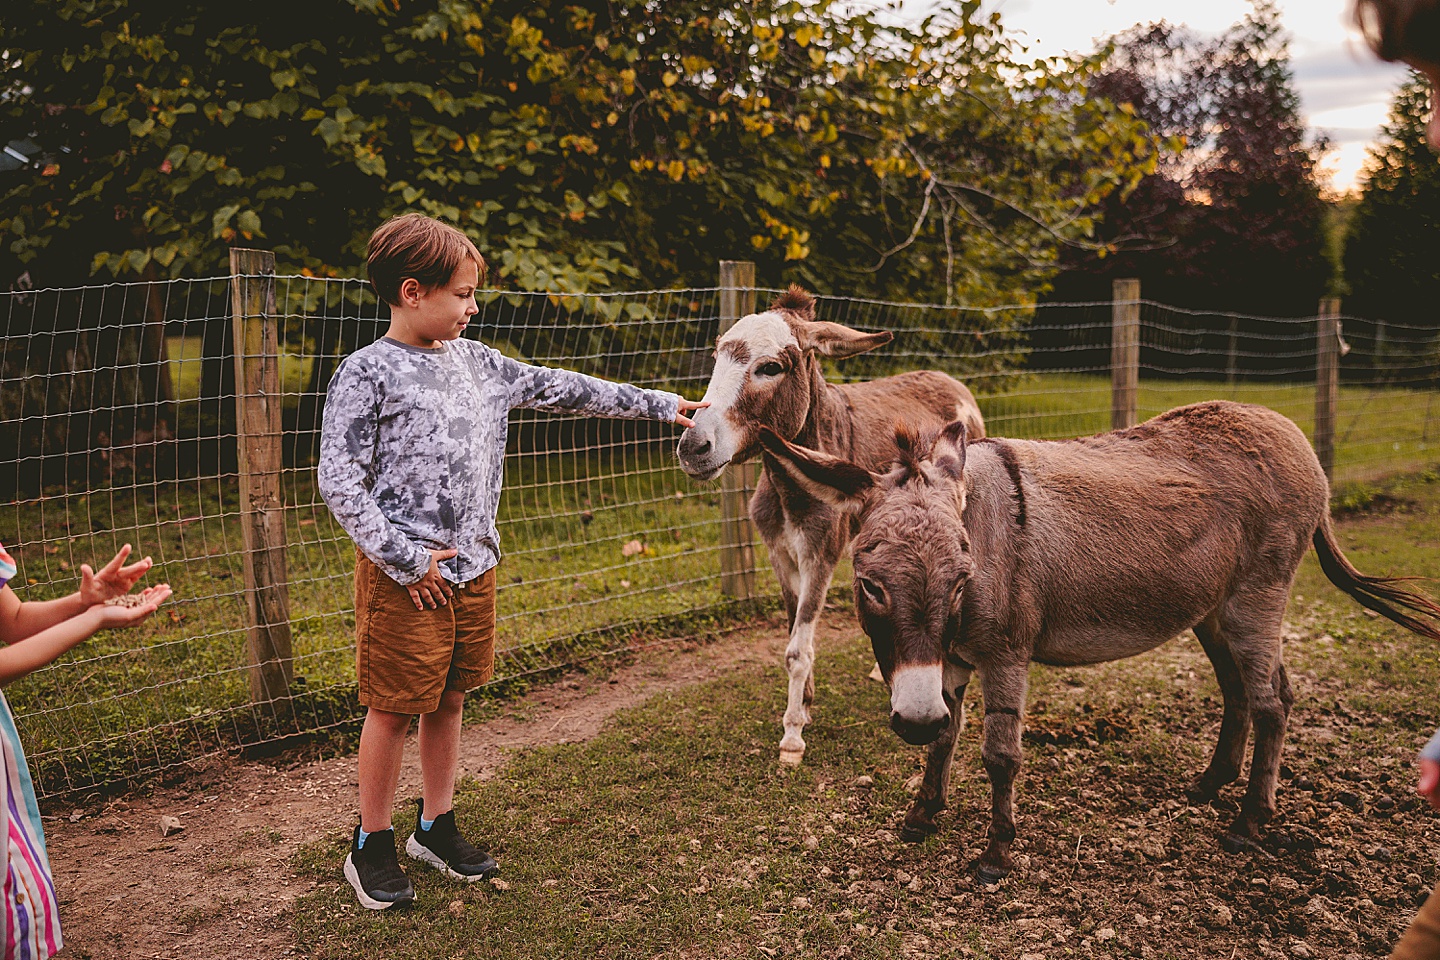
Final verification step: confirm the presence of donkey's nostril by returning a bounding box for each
[694,439,712,457]
[890,710,950,746]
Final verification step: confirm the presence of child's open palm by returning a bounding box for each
[93,585,173,629]
[79,544,154,607]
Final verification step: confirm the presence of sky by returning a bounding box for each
[898,0,1414,194]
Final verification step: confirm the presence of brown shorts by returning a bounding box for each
[354,551,497,715]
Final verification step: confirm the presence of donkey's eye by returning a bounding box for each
[756,361,785,377]
[949,579,966,611]
[858,577,887,608]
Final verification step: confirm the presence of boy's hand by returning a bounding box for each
[79,544,154,607]
[1421,758,1440,812]
[93,584,172,629]
[673,398,709,429]
[408,549,457,611]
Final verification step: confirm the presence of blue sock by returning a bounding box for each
[420,816,435,832]
[357,827,370,849]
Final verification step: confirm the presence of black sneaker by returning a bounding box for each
[406,802,499,881]
[343,826,415,910]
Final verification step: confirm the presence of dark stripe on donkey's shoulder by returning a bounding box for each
[973,438,1027,528]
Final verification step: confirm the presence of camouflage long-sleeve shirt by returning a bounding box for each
[318,336,680,586]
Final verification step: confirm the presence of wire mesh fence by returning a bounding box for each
[0,265,1433,798]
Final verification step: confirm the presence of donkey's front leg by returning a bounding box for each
[778,562,835,766]
[977,665,1027,883]
[902,660,973,841]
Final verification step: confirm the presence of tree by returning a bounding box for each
[1049,2,1330,323]
[1346,74,1440,325]
[0,0,1159,489]
[1343,74,1440,382]
[2,0,1156,297]
[1185,0,1329,319]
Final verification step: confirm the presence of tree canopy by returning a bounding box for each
[1048,1,1330,318]
[1345,73,1440,326]
[2,0,1158,302]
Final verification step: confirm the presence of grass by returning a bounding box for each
[980,373,1440,486]
[3,369,1435,798]
[286,471,1440,959]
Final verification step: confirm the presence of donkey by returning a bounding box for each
[677,286,984,764]
[758,400,1440,880]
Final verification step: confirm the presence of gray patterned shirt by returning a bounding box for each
[319,336,680,586]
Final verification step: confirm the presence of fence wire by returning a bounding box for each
[0,274,1432,798]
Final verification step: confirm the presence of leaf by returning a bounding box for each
[210,204,242,238]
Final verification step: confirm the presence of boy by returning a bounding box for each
[318,213,704,909]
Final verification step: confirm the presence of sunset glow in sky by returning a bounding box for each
[900,0,1415,194]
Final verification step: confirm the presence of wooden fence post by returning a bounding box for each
[1315,297,1342,481]
[1111,278,1140,430]
[229,248,294,717]
[718,260,759,601]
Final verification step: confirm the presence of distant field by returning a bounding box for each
[980,372,1440,487]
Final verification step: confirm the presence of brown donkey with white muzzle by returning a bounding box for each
[677,286,983,765]
[759,400,1440,883]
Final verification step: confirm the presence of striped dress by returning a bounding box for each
[0,546,61,959]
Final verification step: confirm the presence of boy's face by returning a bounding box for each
[397,260,480,345]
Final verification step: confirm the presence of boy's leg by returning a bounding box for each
[347,551,449,908]
[406,572,499,880]
[347,706,418,910]
[418,688,465,817]
[359,706,413,831]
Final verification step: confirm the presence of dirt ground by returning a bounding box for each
[46,616,801,960]
[39,603,1440,959]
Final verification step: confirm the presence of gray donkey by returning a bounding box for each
[758,400,1440,881]
[677,286,984,764]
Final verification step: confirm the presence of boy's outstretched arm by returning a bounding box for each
[493,351,701,425]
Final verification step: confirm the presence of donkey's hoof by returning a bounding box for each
[899,823,936,843]
[1185,775,1224,805]
[778,748,805,767]
[1220,831,1265,855]
[976,863,1010,885]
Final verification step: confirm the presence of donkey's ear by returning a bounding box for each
[793,320,894,359]
[930,420,968,481]
[757,427,876,506]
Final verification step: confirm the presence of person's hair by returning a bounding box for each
[366,213,486,307]
[1355,0,1440,66]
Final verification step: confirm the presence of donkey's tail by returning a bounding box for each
[1313,515,1440,640]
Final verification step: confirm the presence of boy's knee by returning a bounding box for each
[366,706,414,733]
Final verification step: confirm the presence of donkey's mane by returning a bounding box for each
[890,425,936,486]
[770,284,816,319]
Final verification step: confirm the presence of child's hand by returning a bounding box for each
[93,584,172,629]
[79,544,154,607]
[408,549,457,610]
[1421,758,1440,812]
[674,398,709,429]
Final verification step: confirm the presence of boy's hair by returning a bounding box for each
[1355,0,1440,66]
[366,213,486,307]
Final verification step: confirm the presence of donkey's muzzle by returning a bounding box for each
[676,429,728,481]
[890,710,950,746]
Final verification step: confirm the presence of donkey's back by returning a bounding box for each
[983,401,1328,667]
[838,371,984,470]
